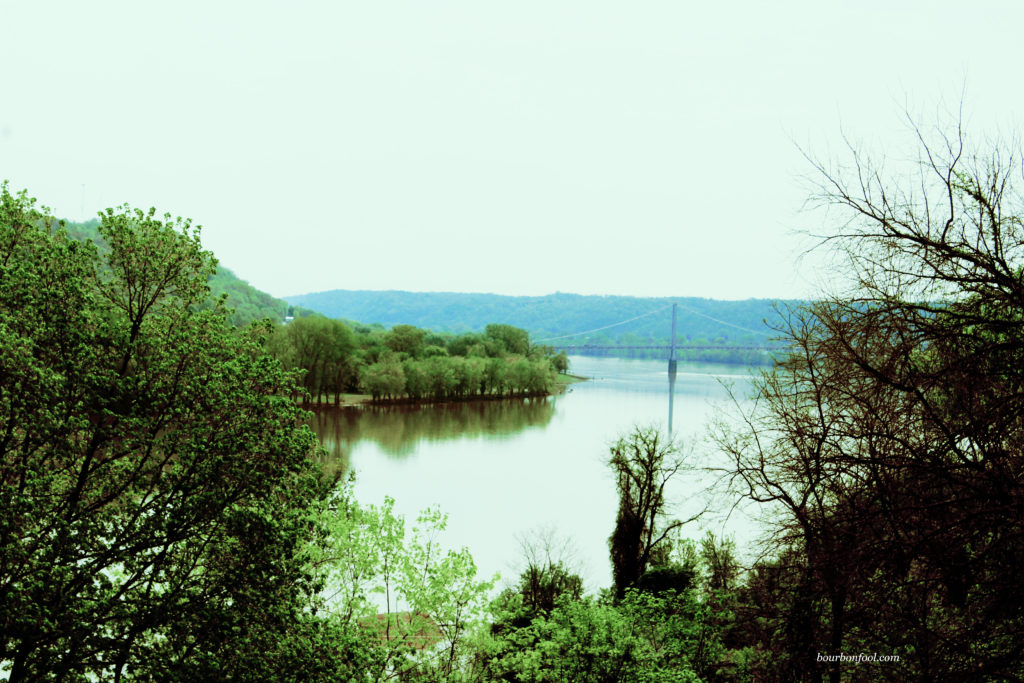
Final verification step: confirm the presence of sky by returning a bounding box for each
[2,1,1022,300]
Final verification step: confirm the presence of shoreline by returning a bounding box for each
[309,373,588,409]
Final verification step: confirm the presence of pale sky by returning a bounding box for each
[2,1,1020,300]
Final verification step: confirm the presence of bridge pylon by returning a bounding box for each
[668,303,678,377]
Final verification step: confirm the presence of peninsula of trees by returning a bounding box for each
[266,317,569,405]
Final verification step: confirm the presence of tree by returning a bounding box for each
[475,581,705,682]
[484,323,530,356]
[385,324,427,357]
[359,352,407,401]
[715,109,1024,680]
[270,315,355,405]
[511,528,584,619]
[312,478,495,682]
[551,351,570,375]
[607,426,701,600]
[0,188,352,680]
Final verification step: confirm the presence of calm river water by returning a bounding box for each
[310,356,759,592]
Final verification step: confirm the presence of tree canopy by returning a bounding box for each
[0,186,355,680]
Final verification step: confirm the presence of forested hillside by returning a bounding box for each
[286,290,791,363]
[63,217,294,326]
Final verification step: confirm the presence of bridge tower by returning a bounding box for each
[668,303,678,376]
[668,303,677,435]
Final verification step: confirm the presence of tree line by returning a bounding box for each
[266,317,569,405]
[560,333,773,364]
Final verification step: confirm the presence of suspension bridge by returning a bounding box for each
[537,302,777,372]
[538,302,776,434]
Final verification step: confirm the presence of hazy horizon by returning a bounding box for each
[280,284,801,302]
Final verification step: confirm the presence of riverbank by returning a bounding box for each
[309,373,588,409]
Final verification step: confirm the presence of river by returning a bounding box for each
[310,355,760,593]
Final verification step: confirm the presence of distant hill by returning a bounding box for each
[61,218,295,326]
[58,218,797,363]
[285,289,799,361]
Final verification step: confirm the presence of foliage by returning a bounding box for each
[385,324,428,356]
[359,352,408,402]
[60,216,298,326]
[312,477,495,682]
[266,316,562,405]
[270,313,356,404]
[0,186,358,680]
[475,585,708,682]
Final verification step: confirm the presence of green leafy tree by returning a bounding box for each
[312,478,495,682]
[485,357,508,396]
[385,324,427,357]
[425,356,458,400]
[403,359,431,400]
[359,354,406,401]
[271,314,355,405]
[485,324,530,356]
[0,188,354,680]
[462,357,487,398]
[475,588,704,683]
[551,351,570,375]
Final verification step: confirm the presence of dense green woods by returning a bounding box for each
[267,317,566,405]
[0,190,346,679]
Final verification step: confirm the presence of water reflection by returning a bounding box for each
[310,397,557,472]
[306,356,757,591]
[668,364,677,435]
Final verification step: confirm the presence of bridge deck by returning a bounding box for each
[551,344,771,351]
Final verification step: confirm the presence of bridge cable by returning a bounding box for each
[671,302,772,337]
[534,305,672,343]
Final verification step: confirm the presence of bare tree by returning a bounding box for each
[716,108,1024,681]
[513,527,583,615]
[608,426,702,600]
